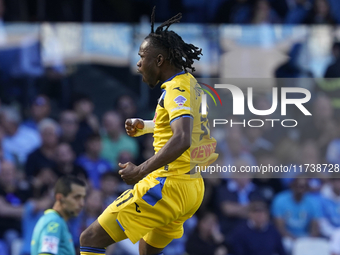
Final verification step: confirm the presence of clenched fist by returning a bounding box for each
[125,118,144,137]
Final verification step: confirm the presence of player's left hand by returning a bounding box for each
[118,162,143,185]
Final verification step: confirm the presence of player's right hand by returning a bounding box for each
[125,118,144,137]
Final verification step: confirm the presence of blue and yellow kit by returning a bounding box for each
[153,70,218,176]
[31,209,75,255]
[98,71,218,247]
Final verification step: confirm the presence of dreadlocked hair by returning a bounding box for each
[146,6,202,73]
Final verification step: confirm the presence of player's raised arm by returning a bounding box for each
[125,118,155,137]
[140,115,192,171]
[119,116,192,184]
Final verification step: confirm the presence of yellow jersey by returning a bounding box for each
[152,71,218,177]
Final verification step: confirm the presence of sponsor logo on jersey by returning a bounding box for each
[47,222,59,233]
[173,87,185,92]
[191,142,217,159]
[174,95,187,106]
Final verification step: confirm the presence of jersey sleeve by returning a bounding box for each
[163,81,193,124]
[37,220,62,255]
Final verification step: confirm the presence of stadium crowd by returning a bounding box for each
[1,0,340,255]
[1,0,340,24]
[1,61,340,255]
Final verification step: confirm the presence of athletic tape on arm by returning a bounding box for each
[131,119,155,137]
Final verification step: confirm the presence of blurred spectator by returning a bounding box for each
[244,126,273,153]
[76,133,112,189]
[272,178,321,253]
[20,195,54,255]
[59,110,84,156]
[217,175,264,238]
[319,178,340,238]
[330,228,340,255]
[269,0,290,19]
[79,189,103,234]
[72,93,99,139]
[136,133,154,165]
[186,212,228,255]
[275,43,314,94]
[91,0,132,22]
[55,143,88,181]
[76,189,111,253]
[30,166,58,199]
[317,42,340,112]
[324,42,340,78]
[200,177,223,214]
[100,111,138,168]
[230,201,286,255]
[116,94,138,121]
[22,95,51,131]
[0,126,14,162]
[248,95,287,146]
[100,172,121,208]
[214,0,253,24]
[284,0,312,24]
[163,215,198,255]
[88,0,160,23]
[0,0,4,50]
[299,95,337,157]
[303,0,337,24]
[316,43,340,114]
[181,0,208,23]
[296,140,322,170]
[275,138,300,168]
[0,0,3,20]
[117,150,135,165]
[39,0,83,22]
[1,107,41,166]
[20,166,55,255]
[3,0,28,21]
[25,118,59,178]
[219,127,257,169]
[0,161,30,254]
[308,178,324,197]
[253,150,284,204]
[328,0,340,23]
[250,0,281,24]
[275,43,313,77]
[326,137,340,165]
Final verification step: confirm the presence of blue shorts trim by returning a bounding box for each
[142,177,167,206]
[116,219,125,232]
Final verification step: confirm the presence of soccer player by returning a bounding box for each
[80,7,218,255]
[31,176,86,255]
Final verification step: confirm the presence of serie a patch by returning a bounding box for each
[41,235,59,254]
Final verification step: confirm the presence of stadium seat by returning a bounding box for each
[292,237,330,255]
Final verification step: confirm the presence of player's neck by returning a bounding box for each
[160,67,183,84]
[53,203,70,221]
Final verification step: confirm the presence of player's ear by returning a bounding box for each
[55,193,63,202]
[156,54,165,67]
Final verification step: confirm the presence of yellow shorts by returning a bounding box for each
[98,173,204,246]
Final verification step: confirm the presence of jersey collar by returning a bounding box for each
[45,209,62,218]
[160,71,185,88]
